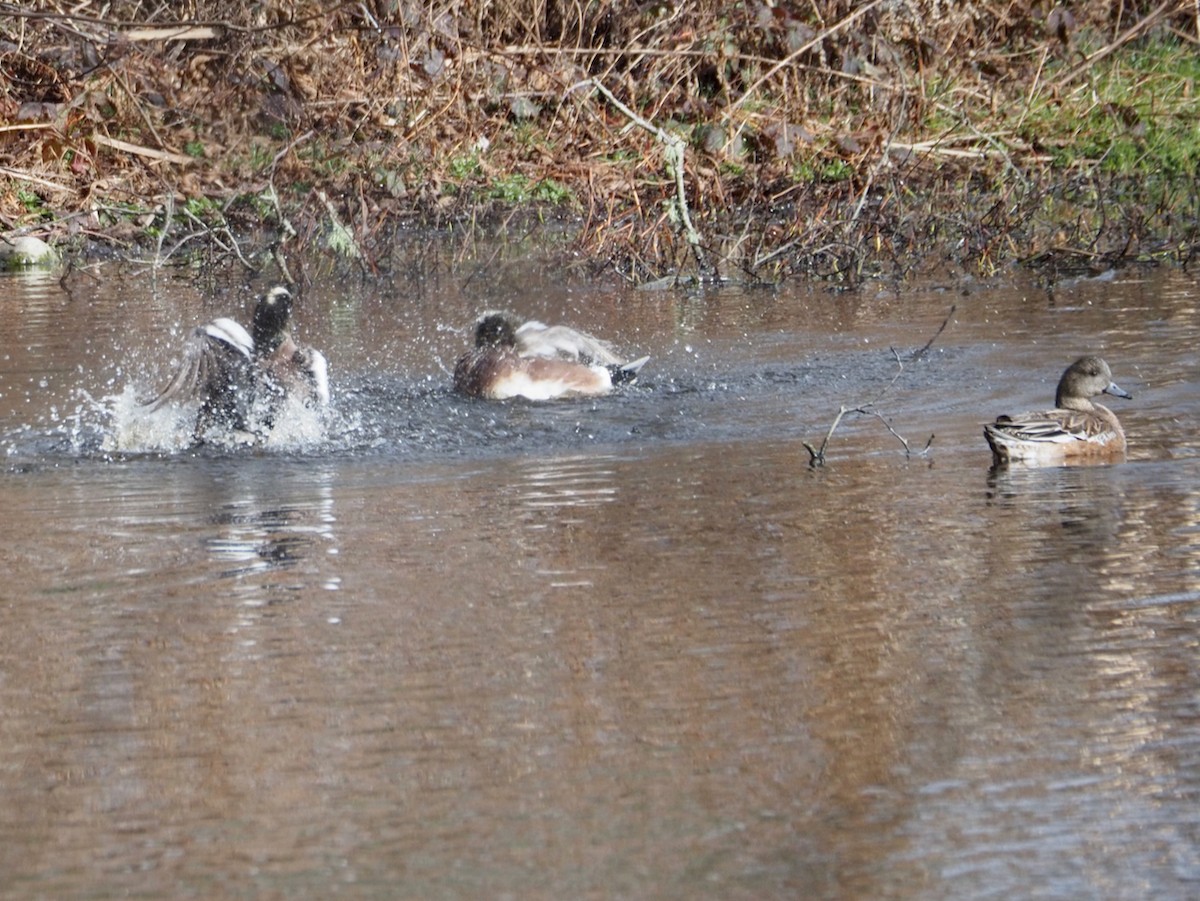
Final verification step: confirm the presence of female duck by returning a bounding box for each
[984,355,1131,465]
[142,285,328,441]
[454,311,648,401]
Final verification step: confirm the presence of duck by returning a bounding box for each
[453,311,649,400]
[141,285,329,442]
[984,355,1132,465]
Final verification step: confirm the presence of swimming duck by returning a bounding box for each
[454,311,649,400]
[142,285,329,441]
[984,355,1131,465]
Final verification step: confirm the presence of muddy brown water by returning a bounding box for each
[1,260,1198,898]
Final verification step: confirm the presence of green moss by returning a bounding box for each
[478,172,572,204]
[530,178,573,204]
[184,196,222,220]
[1,235,58,268]
[248,143,275,172]
[300,142,350,177]
[792,157,853,183]
[17,190,48,215]
[449,155,482,179]
[488,173,530,201]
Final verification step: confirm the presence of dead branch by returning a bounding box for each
[911,303,956,361]
[803,304,955,466]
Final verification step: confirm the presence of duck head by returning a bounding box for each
[1055,355,1132,410]
[251,285,294,355]
[474,312,519,349]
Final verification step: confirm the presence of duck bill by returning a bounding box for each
[1105,381,1133,400]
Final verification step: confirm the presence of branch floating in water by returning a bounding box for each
[804,304,955,467]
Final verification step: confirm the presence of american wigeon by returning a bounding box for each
[984,355,1132,465]
[454,311,649,400]
[142,285,329,441]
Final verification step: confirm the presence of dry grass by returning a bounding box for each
[3,1,1200,282]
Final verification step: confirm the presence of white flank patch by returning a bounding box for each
[489,365,612,400]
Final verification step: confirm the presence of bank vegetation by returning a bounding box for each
[3,1,1200,284]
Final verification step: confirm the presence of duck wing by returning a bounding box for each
[259,340,330,404]
[988,409,1106,444]
[501,356,616,399]
[300,347,330,405]
[139,318,254,414]
[514,320,625,365]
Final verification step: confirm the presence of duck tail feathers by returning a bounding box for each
[305,348,331,405]
[609,355,650,386]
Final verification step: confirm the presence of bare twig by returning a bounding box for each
[803,306,955,466]
[0,2,353,37]
[0,165,73,194]
[153,192,173,268]
[102,61,168,151]
[91,134,193,165]
[215,221,258,271]
[911,303,957,361]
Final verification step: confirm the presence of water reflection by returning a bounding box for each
[986,460,1200,605]
[514,454,618,512]
[986,463,1127,539]
[204,464,340,590]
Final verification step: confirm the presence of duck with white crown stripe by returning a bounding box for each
[141,285,328,443]
[454,311,649,401]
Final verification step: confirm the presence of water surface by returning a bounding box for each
[1,261,1198,898]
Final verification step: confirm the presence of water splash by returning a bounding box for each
[260,392,345,452]
[101,384,200,453]
[99,383,349,455]
[3,387,115,460]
